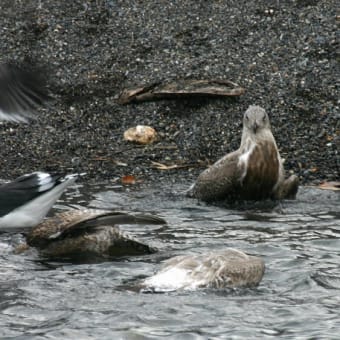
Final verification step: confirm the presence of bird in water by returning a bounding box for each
[0,172,80,230]
[188,105,299,202]
[141,248,265,292]
[0,61,50,122]
[22,208,166,259]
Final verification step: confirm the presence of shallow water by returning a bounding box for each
[0,182,339,339]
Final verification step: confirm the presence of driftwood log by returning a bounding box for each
[117,79,245,104]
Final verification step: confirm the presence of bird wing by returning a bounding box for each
[0,172,63,217]
[27,209,166,247]
[0,62,50,122]
[190,149,244,201]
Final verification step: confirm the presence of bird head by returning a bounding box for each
[243,105,271,134]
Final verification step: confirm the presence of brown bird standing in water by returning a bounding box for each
[24,209,166,259]
[188,105,299,202]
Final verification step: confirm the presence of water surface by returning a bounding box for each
[0,182,339,339]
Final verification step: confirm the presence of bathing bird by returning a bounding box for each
[141,248,265,292]
[25,208,166,258]
[0,61,50,122]
[0,172,79,230]
[188,105,299,202]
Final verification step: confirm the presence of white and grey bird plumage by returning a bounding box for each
[141,249,265,292]
[0,172,79,230]
[0,63,75,230]
[188,105,299,202]
[24,208,167,258]
[0,62,50,123]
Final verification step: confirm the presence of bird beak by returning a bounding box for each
[252,121,258,134]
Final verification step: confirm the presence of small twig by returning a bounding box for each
[151,161,206,170]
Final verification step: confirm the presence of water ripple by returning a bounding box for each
[0,184,339,338]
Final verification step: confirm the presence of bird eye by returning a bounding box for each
[262,115,267,122]
[245,115,249,120]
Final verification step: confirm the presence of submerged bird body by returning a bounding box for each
[26,209,166,258]
[0,172,79,229]
[142,249,265,292]
[189,105,298,202]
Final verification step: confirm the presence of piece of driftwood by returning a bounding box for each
[117,79,245,104]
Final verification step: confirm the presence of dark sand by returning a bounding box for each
[1,1,338,187]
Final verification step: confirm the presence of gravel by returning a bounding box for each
[0,0,338,186]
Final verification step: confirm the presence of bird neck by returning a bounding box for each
[240,128,276,151]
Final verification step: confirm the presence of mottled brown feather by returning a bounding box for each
[26,209,165,258]
[239,141,279,200]
[27,209,120,247]
[190,150,244,201]
[142,249,265,290]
